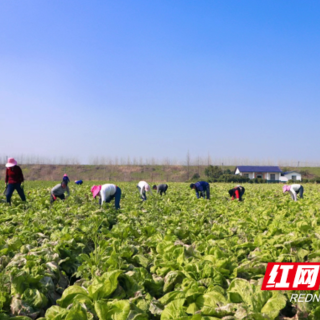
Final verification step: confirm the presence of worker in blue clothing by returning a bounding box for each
[75,180,83,185]
[190,181,210,199]
[62,174,70,184]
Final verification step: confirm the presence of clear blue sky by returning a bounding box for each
[1,1,319,164]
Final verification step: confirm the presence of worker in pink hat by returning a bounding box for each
[4,158,26,204]
[283,184,304,201]
[137,181,152,201]
[91,184,122,209]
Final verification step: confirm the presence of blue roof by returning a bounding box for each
[282,171,301,175]
[236,166,282,173]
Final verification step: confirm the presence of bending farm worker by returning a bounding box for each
[283,184,304,201]
[228,185,245,201]
[51,181,70,204]
[91,184,121,209]
[190,181,210,199]
[137,181,152,201]
[5,158,26,205]
[152,184,168,196]
[62,174,70,184]
[75,180,83,185]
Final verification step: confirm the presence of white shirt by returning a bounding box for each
[290,184,302,201]
[137,181,152,196]
[100,184,117,203]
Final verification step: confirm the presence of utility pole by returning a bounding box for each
[186,151,190,180]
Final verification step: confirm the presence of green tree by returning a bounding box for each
[191,173,200,180]
[204,165,223,179]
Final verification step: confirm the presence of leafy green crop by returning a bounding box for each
[0,181,320,319]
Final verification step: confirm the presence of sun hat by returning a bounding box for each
[63,174,68,177]
[145,184,150,191]
[283,185,291,193]
[91,185,102,198]
[6,158,17,168]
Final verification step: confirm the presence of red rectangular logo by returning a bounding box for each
[261,263,320,290]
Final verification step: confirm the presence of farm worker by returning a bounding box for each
[5,158,26,204]
[62,174,70,184]
[228,185,245,201]
[91,184,122,209]
[137,181,152,201]
[283,184,304,201]
[75,180,83,185]
[190,181,210,199]
[50,181,70,204]
[152,184,168,195]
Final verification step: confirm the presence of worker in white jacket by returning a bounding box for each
[91,184,122,209]
[283,184,304,201]
[137,181,152,201]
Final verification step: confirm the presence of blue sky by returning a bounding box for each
[1,1,319,164]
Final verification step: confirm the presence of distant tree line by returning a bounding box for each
[3,152,320,167]
[2,153,320,183]
[201,165,250,183]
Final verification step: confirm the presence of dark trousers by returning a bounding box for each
[159,185,168,195]
[137,186,147,201]
[297,186,304,199]
[239,189,245,201]
[99,187,121,209]
[204,186,210,199]
[6,183,26,204]
[198,186,210,199]
[50,194,65,204]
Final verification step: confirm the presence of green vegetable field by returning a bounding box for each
[1,182,320,320]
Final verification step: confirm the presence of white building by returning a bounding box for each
[281,171,302,182]
[235,166,282,181]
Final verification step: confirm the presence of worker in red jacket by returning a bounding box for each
[4,158,26,204]
[228,185,245,201]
